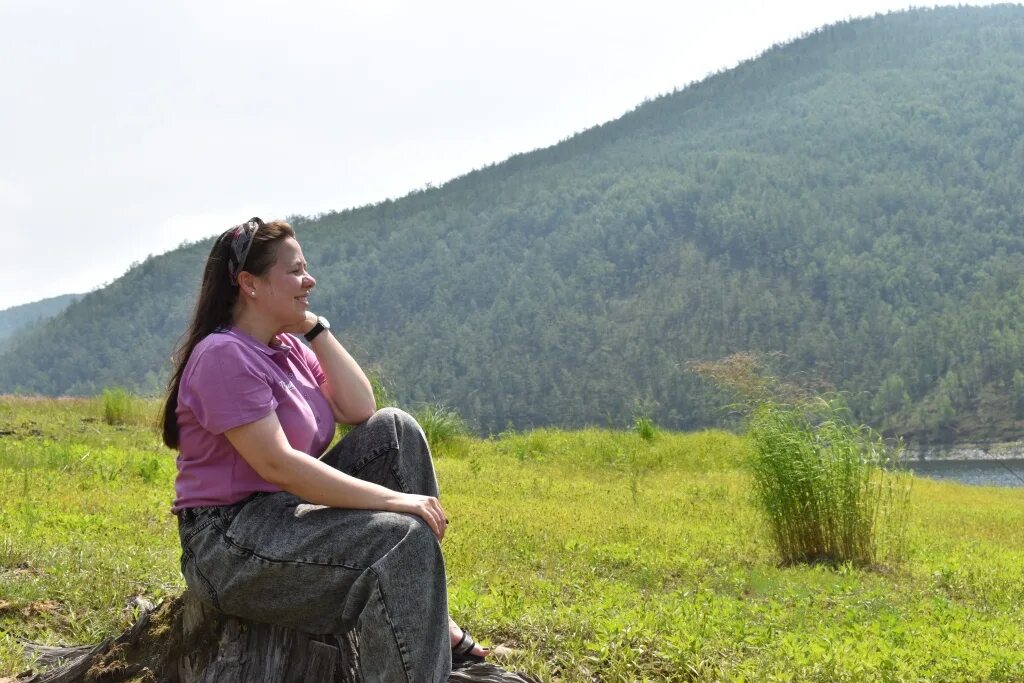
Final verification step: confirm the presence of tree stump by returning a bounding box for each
[17,591,539,683]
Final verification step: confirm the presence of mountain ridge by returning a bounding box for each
[0,293,83,343]
[4,5,1024,443]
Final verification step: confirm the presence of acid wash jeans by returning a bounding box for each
[177,407,452,683]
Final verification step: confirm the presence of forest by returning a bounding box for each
[2,5,1023,443]
[0,294,80,342]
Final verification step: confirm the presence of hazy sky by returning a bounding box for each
[0,1,998,309]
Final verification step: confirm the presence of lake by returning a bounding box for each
[904,458,1024,488]
[901,441,1024,487]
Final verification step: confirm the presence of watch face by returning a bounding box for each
[305,317,329,342]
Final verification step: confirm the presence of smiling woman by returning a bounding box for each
[159,217,488,682]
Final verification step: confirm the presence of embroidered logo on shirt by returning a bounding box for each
[279,380,297,392]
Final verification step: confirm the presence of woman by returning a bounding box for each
[161,217,488,682]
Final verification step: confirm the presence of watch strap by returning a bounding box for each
[304,316,329,342]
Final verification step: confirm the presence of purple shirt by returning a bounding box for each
[172,327,337,513]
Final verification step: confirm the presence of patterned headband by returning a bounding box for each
[226,217,265,285]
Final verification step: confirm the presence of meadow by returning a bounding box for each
[1,396,1023,682]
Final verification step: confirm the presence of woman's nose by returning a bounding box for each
[303,274,316,289]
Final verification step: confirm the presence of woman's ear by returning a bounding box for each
[237,272,257,297]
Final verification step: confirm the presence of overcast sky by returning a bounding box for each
[0,0,999,309]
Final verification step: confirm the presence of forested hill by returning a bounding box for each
[0,294,81,343]
[4,5,1024,443]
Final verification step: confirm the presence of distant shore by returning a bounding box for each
[905,440,1024,461]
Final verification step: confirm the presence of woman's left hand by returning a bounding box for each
[280,311,318,337]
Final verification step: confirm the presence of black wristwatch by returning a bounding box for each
[304,315,331,342]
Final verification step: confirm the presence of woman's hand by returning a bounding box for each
[386,492,449,541]
[279,311,318,337]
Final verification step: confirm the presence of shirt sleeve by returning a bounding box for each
[181,341,278,434]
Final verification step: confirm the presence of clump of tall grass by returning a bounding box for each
[413,403,469,456]
[101,387,136,426]
[689,353,912,568]
[634,416,658,442]
[748,399,911,567]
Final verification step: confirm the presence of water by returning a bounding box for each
[903,458,1024,488]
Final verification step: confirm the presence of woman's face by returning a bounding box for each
[253,237,315,328]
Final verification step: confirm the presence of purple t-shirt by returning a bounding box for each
[172,327,336,513]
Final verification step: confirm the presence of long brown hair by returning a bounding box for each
[161,219,296,448]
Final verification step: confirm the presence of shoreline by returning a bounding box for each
[904,440,1024,462]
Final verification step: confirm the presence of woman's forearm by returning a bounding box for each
[267,446,400,509]
[309,329,376,423]
[224,408,449,539]
[264,446,448,539]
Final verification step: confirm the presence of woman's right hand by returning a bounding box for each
[387,492,449,541]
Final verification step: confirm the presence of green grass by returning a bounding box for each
[747,400,912,567]
[634,415,659,442]
[101,387,132,426]
[412,402,471,457]
[1,396,1023,681]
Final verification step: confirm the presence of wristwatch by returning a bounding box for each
[304,315,331,342]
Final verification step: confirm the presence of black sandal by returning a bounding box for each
[452,629,486,667]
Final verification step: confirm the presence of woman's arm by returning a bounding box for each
[224,411,448,539]
[309,327,376,424]
[285,312,376,425]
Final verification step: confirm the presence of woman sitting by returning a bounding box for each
[162,217,488,682]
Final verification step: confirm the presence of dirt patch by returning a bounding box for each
[0,598,58,620]
[0,422,46,438]
[0,565,45,580]
[21,599,61,618]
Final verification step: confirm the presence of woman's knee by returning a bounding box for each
[370,406,419,428]
[368,407,427,446]
[363,512,442,570]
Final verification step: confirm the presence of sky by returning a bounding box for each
[0,0,1000,309]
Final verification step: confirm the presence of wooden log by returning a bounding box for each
[19,591,539,683]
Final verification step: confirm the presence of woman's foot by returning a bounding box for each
[449,616,489,661]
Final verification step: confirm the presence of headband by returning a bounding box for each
[226,217,264,285]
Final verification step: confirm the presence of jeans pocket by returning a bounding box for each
[180,545,222,610]
[178,509,217,548]
[217,492,263,528]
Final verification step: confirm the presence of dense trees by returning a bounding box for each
[0,294,80,342]
[2,6,1024,442]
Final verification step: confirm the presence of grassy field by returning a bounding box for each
[1,396,1023,681]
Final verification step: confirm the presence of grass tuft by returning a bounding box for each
[634,416,658,442]
[747,399,912,567]
[412,403,469,456]
[101,387,135,426]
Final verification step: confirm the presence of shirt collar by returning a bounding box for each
[223,326,292,357]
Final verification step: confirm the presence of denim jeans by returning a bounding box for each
[177,407,452,683]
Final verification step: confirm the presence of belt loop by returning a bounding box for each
[180,507,206,525]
